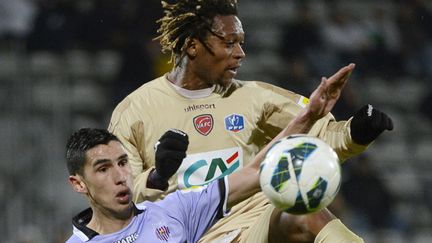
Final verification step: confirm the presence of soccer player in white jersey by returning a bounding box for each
[67,74,363,242]
[108,0,393,242]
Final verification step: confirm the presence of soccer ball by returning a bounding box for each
[259,135,341,214]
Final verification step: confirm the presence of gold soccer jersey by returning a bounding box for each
[109,75,366,203]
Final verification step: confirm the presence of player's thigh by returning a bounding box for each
[268,208,336,243]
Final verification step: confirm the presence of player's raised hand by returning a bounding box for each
[269,64,355,144]
[306,63,355,121]
[148,129,189,190]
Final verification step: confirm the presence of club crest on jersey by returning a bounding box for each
[224,114,244,132]
[155,226,170,242]
[193,114,213,136]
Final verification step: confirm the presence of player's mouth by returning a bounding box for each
[227,65,241,76]
[115,189,131,204]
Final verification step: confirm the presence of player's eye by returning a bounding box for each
[226,41,234,48]
[119,159,128,166]
[97,166,108,173]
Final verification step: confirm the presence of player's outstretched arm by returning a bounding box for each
[226,63,355,208]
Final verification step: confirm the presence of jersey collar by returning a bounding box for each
[167,79,215,98]
[71,203,144,241]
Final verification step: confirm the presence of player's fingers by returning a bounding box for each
[330,75,348,98]
[316,77,328,98]
[340,65,354,83]
[327,65,352,98]
[309,77,325,99]
[328,63,355,84]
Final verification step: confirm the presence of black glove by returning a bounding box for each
[350,104,394,145]
[148,129,189,190]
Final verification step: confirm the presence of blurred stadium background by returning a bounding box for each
[1,0,431,242]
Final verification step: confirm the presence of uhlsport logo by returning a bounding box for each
[193,114,213,136]
[224,114,244,132]
[177,147,243,188]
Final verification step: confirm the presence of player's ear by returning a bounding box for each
[186,38,198,59]
[69,175,88,194]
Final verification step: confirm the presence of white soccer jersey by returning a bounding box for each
[66,179,228,243]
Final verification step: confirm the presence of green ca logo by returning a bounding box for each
[183,152,240,188]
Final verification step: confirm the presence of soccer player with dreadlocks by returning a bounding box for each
[109,0,393,242]
[67,64,355,242]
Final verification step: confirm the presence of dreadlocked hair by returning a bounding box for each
[155,0,238,66]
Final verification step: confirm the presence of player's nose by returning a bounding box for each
[113,166,128,185]
[233,44,245,59]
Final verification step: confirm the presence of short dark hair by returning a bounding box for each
[155,0,238,66]
[66,128,120,176]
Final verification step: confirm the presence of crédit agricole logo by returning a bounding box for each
[177,147,243,188]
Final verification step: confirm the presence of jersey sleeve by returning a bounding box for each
[256,81,367,162]
[109,98,169,202]
[157,177,229,242]
[308,115,366,162]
